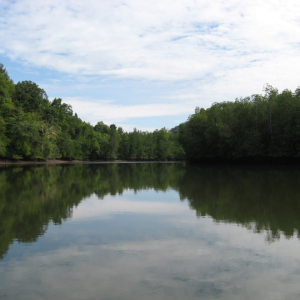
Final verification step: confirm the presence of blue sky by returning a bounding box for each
[1,0,300,131]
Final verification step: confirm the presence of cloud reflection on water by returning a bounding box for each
[72,192,190,221]
[1,164,300,300]
[1,191,300,300]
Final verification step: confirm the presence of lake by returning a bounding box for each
[1,162,300,300]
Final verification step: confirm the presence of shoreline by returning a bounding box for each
[1,157,300,166]
[0,159,86,165]
[0,159,186,166]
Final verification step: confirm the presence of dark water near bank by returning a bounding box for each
[1,162,300,299]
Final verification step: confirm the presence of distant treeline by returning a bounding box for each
[179,85,300,162]
[0,63,185,160]
[1,61,300,162]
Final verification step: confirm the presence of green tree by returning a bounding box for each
[14,81,49,113]
[6,113,43,159]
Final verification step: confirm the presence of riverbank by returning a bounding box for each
[1,157,300,165]
[0,159,185,165]
[188,156,300,165]
[0,159,85,165]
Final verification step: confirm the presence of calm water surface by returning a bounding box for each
[1,162,300,299]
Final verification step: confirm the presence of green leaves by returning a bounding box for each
[179,85,300,161]
[0,117,8,157]
[0,62,186,161]
[6,113,43,159]
[0,73,15,106]
[14,81,49,113]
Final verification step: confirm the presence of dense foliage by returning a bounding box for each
[0,63,185,161]
[179,85,300,161]
[2,60,300,162]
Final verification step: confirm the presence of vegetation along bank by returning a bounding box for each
[1,62,300,163]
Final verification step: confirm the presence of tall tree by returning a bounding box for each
[14,81,49,113]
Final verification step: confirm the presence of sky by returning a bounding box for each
[0,0,300,132]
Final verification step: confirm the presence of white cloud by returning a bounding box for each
[63,96,193,126]
[1,0,300,127]
[1,0,300,82]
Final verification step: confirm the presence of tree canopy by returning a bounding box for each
[0,63,185,161]
[1,61,300,163]
[179,84,300,162]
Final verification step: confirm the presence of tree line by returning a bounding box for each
[179,85,300,162]
[2,60,300,162]
[0,63,185,161]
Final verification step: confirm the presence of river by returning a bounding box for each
[0,162,300,299]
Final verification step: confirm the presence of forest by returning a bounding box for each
[179,85,300,162]
[1,61,300,162]
[0,63,185,161]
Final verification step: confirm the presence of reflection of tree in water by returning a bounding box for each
[1,163,300,259]
[0,163,185,259]
[178,165,300,243]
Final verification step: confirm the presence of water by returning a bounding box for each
[1,162,300,299]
